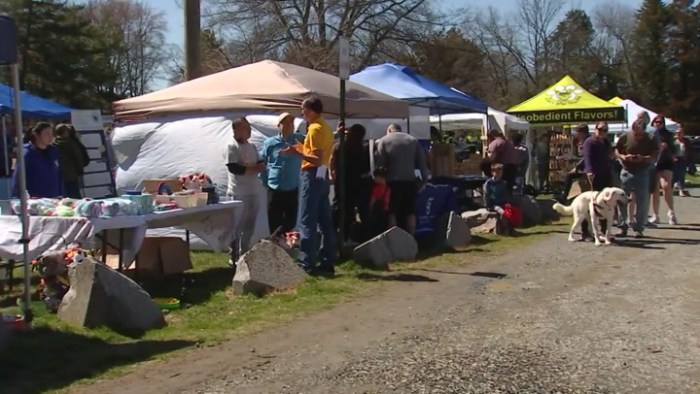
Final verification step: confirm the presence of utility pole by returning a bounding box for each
[184,0,201,81]
[337,32,349,253]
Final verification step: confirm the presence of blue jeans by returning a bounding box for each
[619,169,650,233]
[298,169,336,272]
[673,158,687,188]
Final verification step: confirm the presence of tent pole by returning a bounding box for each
[1,115,8,175]
[11,63,32,325]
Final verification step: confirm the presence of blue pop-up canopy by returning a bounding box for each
[350,63,488,115]
[0,83,72,119]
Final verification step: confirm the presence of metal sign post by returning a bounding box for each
[1,14,32,325]
[337,34,349,253]
[1,115,8,176]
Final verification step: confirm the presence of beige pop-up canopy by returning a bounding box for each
[113,60,409,119]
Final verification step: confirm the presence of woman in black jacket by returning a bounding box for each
[673,126,693,197]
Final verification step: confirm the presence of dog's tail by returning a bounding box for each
[552,202,574,216]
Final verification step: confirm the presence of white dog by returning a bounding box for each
[553,187,629,246]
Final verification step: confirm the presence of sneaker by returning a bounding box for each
[648,215,659,225]
[618,228,628,237]
[668,211,678,225]
[634,231,644,238]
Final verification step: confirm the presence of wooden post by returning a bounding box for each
[184,0,201,81]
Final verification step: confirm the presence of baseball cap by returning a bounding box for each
[278,112,293,125]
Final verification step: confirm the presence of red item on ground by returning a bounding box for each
[503,203,522,228]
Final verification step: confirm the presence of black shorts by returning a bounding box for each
[388,181,418,217]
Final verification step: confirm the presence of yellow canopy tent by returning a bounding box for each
[608,96,624,105]
[507,75,625,124]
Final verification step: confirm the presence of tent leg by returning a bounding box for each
[1,115,8,176]
[11,64,32,326]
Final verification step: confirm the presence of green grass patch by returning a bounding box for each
[0,219,570,393]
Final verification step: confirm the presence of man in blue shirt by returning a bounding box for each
[260,112,305,234]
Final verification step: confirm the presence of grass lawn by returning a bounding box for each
[0,219,569,393]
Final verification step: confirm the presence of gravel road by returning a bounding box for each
[75,197,700,394]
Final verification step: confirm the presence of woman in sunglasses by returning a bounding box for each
[649,115,677,225]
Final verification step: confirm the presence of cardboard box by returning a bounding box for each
[430,143,455,177]
[106,237,192,275]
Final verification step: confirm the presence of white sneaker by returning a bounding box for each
[668,211,678,225]
[648,215,659,224]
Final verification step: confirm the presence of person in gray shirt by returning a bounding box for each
[374,123,428,236]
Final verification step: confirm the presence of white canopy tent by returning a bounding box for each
[429,107,530,133]
[589,98,679,134]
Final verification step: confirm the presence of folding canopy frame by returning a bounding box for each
[0,14,32,325]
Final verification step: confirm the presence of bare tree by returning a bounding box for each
[203,0,441,73]
[593,1,638,92]
[469,0,565,95]
[166,29,237,85]
[84,0,168,97]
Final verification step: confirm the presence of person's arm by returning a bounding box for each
[258,139,270,185]
[76,137,90,167]
[281,125,324,166]
[226,144,264,175]
[374,139,386,169]
[487,140,498,161]
[614,135,629,161]
[329,142,339,181]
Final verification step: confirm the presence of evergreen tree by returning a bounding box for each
[548,10,595,79]
[0,0,117,110]
[630,0,671,110]
[665,0,700,131]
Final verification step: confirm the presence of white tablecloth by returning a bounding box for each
[0,201,242,263]
[144,201,242,252]
[0,215,147,262]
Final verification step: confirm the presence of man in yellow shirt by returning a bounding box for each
[281,96,336,276]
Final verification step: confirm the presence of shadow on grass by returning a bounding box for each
[140,267,232,308]
[0,327,192,394]
[355,272,438,283]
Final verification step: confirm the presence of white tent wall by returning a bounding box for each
[428,108,529,134]
[112,111,420,250]
[343,106,430,139]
